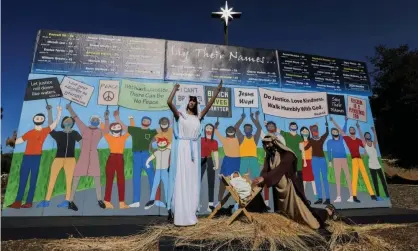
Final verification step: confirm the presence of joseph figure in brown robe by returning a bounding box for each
[250,135,333,230]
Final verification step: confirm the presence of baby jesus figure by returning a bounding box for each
[229,172,252,202]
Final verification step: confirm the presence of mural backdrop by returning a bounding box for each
[2,30,390,217]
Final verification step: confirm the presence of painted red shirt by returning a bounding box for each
[343,136,364,158]
[201,138,218,158]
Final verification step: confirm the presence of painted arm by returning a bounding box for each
[356,122,366,146]
[320,123,329,144]
[251,111,263,144]
[66,103,86,132]
[234,114,245,144]
[214,128,226,143]
[114,110,127,132]
[371,127,378,148]
[49,106,62,131]
[102,110,110,135]
[47,105,53,126]
[299,142,306,167]
[200,80,223,119]
[167,84,180,120]
[330,116,346,136]
[327,140,333,166]
[342,119,348,134]
[15,137,25,145]
[213,151,219,170]
[146,154,156,168]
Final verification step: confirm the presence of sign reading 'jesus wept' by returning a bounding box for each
[259,88,328,118]
[118,80,173,110]
[233,88,259,108]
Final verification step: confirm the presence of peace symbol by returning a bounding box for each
[103,91,114,101]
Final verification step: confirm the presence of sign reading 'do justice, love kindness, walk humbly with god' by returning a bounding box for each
[118,80,173,111]
[259,88,328,118]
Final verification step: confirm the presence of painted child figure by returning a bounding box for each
[144,137,171,209]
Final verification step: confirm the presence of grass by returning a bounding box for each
[3,148,389,207]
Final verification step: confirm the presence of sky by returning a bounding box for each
[2,0,418,145]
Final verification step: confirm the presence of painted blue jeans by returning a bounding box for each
[312,156,330,199]
[150,169,169,201]
[16,155,42,204]
[132,151,155,203]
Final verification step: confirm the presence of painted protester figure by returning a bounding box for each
[331,119,377,203]
[67,103,107,211]
[299,127,317,202]
[360,127,389,200]
[8,106,62,209]
[144,137,171,209]
[128,116,158,208]
[327,116,353,203]
[37,106,82,209]
[235,111,262,178]
[152,117,173,207]
[277,122,305,188]
[102,110,132,209]
[214,121,240,207]
[200,123,219,212]
[304,119,331,205]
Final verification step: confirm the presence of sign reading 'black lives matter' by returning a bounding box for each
[24,77,62,101]
[204,86,232,118]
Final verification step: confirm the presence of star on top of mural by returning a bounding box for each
[211,1,242,26]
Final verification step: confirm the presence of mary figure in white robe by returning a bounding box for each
[166,82,223,226]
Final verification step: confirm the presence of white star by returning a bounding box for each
[212,1,241,26]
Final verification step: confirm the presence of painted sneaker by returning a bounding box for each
[155,200,166,208]
[68,201,78,211]
[314,199,323,205]
[129,202,140,208]
[7,201,22,209]
[323,199,331,205]
[144,200,155,210]
[376,197,384,201]
[98,200,106,209]
[334,197,342,203]
[353,196,361,203]
[371,195,378,201]
[119,202,130,209]
[36,200,50,208]
[104,201,114,209]
[347,196,354,203]
[57,200,70,208]
[21,203,33,208]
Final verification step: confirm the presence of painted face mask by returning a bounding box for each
[90,116,101,127]
[142,117,151,127]
[365,134,372,141]
[349,127,356,136]
[289,125,298,132]
[267,123,276,133]
[226,126,236,137]
[331,129,339,139]
[244,127,253,137]
[205,125,214,138]
[33,114,45,126]
[302,132,310,138]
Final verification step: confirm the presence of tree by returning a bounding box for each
[369,45,418,168]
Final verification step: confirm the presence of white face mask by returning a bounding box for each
[160,124,169,129]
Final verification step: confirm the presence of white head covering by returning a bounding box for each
[177,97,202,119]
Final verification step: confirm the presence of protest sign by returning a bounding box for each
[259,88,328,119]
[327,94,346,116]
[98,80,120,106]
[204,86,232,118]
[24,77,62,101]
[118,80,173,110]
[60,77,94,107]
[233,88,259,108]
[175,84,206,105]
[347,96,367,122]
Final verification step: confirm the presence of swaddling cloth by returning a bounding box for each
[230,173,252,200]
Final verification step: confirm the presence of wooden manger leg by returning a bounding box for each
[242,208,253,222]
[208,193,231,219]
[228,208,244,225]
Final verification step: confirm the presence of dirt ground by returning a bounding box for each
[2,184,418,251]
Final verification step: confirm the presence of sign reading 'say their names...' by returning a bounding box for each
[98,80,120,106]
[118,80,173,111]
[205,86,232,118]
[175,84,206,105]
[24,77,62,101]
[234,88,259,108]
[60,77,94,107]
[327,94,346,116]
[258,88,328,119]
[347,96,367,122]
[166,41,279,86]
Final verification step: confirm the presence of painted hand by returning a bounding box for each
[304,160,307,167]
[146,163,150,169]
[105,110,110,119]
[57,106,62,113]
[128,116,134,120]
[252,176,264,186]
[213,165,219,170]
[264,121,267,126]
[345,116,348,121]
[66,103,72,110]
[114,110,119,117]
[328,162,332,168]
[174,83,180,91]
[329,116,333,122]
[46,105,52,111]
[255,110,260,116]
[215,121,220,128]
[241,113,246,118]
[217,80,223,91]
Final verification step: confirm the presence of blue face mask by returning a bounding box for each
[63,122,73,128]
[289,127,297,132]
[90,121,100,127]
